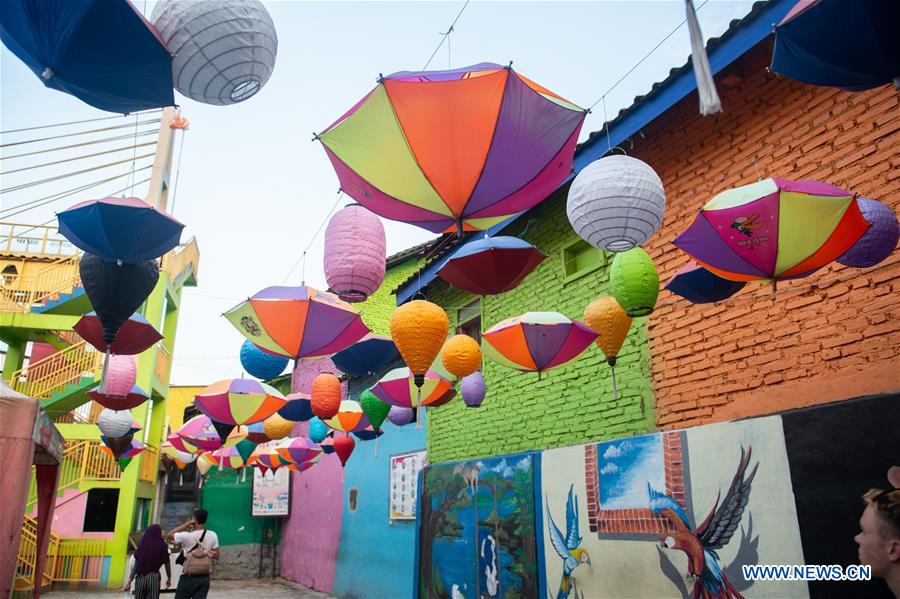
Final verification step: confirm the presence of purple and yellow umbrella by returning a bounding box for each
[370,367,454,409]
[673,178,869,288]
[193,379,286,441]
[323,400,369,433]
[224,286,370,360]
[166,433,197,454]
[199,447,244,470]
[481,312,598,377]
[162,441,197,465]
[176,416,247,453]
[318,63,587,235]
[275,437,323,466]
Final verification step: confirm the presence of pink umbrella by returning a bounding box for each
[176,416,223,452]
[275,437,323,465]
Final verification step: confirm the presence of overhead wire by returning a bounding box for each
[0,153,155,194]
[282,190,345,284]
[0,129,159,161]
[0,118,161,149]
[0,109,162,136]
[0,141,156,175]
[422,0,470,70]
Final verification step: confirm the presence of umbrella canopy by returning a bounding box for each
[193,379,286,427]
[176,416,246,452]
[88,384,149,410]
[162,441,196,464]
[322,400,369,433]
[437,236,546,295]
[275,437,323,465]
[74,311,162,355]
[331,335,400,377]
[245,421,270,444]
[224,286,370,360]
[58,197,183,263]
[200,446,247,470]
[673,179,870,285]
[370,367,454,409]
[481,312,598,375]
[166,433,196,454]
[286,453,322,472]
[100,437,146,460]
[0,0,174,113]
[352,425,385,442]
[665,261,747,304]
[318,63,587,234]
[771,0,900,91]
[279,392,314,422]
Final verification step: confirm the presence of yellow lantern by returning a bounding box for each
[441,334,482,379]
[390,300,449,388]
[584,296,632,400]
[263,413,293,441]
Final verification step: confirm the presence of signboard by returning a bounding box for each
[252,468,290,517]
[390,450,425,520]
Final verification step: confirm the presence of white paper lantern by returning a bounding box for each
[97,408,134,438]
[151,0,278,106]
[567,155,666,252]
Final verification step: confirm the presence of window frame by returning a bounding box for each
[560,238,607,284]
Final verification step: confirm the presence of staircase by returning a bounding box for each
[24,440,121,513]
[6,339,103,415]
[0,254,84,314]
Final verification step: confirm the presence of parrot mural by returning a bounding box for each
[649,447,758,599]
[547,485,591,599]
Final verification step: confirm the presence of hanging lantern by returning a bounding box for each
[97,409,135,438]
[308,417,329,443]
[390,300,449,388]
[311,373,342,419]
[441,334,482,379]
[279,392,314,422]
[837,198,899,268]
[359,389,390,432]
[333,434,355,469]
[460,372,486,408]
[240,340,288,380]
[324,205,386,302]
[151,0,278,106]
[583,296,633,401]
[263,413,293,441]
[80,254,159,346]
[99,354,136,395]
[609,248,659,317]
[567,155,666,252]
[387,405,414,427]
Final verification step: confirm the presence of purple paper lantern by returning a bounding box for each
[387,405,414,426]
[324,204,386,302]
[837,198,899,268]
[460,371,486,408]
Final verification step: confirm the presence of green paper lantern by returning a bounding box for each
[235,439,257,463]
[610,248,659,317]
[360,388,391,432]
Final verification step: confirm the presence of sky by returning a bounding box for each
[0,0,755,385]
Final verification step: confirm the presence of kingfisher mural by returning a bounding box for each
[649,447,758,599]
[546,485,591,599]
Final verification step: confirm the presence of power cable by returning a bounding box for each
[0,153,154,194]
[0,169,152,218]
[282,190,345,284]
[0,141,156,175]
[0,118,161,149]
[0,110,161,136]
[1,129,159,161]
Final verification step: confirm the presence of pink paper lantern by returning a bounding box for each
[324,204,386,302]
[103,355,137,397]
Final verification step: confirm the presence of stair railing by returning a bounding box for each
[0,253,82,313]
[6,340,102,400]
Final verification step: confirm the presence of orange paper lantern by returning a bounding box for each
[263,413,293,440]
[441,334,482,379]
[390,300,449,388]
[311,373,342,419]
[583,295,633,401]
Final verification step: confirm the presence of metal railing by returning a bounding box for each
[1,222,78,258]
[7,339,103,400]
[25,440,121,511]
[0,253,82,313]
[14,515,107,595]
[161,236,199,285]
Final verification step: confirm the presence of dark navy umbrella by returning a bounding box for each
[665,262,746,304]
[771,0,900,91]
[279,392,314,423]
[436,236,546,295]
[58,197,183,263]
[331,335,400,377]
[0,0,175,113]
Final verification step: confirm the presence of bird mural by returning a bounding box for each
[547,485,591,599]
[649,446,758,599]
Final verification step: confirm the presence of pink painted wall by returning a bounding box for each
[279,359,346,593]
[40,488,114,539]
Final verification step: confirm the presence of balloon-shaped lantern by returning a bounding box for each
[441,334,482,379]
[151,0,278,106]
[324,205,386,302]
[240,340,288,380]
[97,408,135,438]
[567,155,666,252]
[390,300,449,391]
[837,198,899,268]
[87,355,150,410]
[387,405,414,427]
[263,413,293,441]
[609,248,659,317]
[334,434,356,474]
[311,373,342,420]
[80,254,160,347]
[583,296,633,400]
[460,371,486,408]
[359,389,391,456]
[308,416,329,443]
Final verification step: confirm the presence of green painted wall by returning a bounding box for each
[357,256,424,336]
[425,188,656,463]
[200,469,279,546]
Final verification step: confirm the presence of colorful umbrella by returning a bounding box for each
[74,311,162,355]
[162,442,196,464]
[176,416,246,452]
[665,261,746,304]
[323,400,369,433]
[352,425,385,442]
[771,0,900,91]
[224,286,370,360]
[275,437,323,465]
[245,421,270,444]
[200,446,247,470]
[279,392,314,422]
[88,384,150,410]
[166,433,197,454]
[100,437,146,460]
[673,179,870,288]
[193,379,286,441]
[0,0,175,113]
[331,335,400,377]
[436,236,546,295]
[481,312,598,377]
[370,367,454,409]
[318,63,587,234]
[285,453,322,473]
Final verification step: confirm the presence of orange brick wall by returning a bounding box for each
[627,44,900,429]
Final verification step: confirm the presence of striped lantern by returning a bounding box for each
[324,205,386,302]
[102,355,136,397]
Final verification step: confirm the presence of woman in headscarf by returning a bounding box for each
[119,524,172,598]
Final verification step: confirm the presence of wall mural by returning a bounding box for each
[417,455,538,599]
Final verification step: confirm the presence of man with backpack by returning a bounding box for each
[166,508,219,599]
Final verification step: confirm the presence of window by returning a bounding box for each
[561,239,606,283]
[83,489,119,532]
[456,299,481,344]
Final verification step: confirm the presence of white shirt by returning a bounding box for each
[174,529,219,552]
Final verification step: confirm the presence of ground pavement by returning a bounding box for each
[44,578,336,598]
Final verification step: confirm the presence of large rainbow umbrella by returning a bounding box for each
[370,367,454,408]
[162,441,197,465]
[200,447,246,470]
[673,179,870,288]
[193,379,286,441]
[247,442,289,473]
[318,63,587,234]
[275,437,323,466]
[323,400,369,433]
[481,312,598,377]
[224,286,370,360]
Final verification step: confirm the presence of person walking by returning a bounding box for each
[167,508,219,599]
[119,524,171,598]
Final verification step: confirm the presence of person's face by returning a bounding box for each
[855,505,899,577]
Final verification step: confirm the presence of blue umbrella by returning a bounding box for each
[665,262,746,304]
[331,335,400,377]
[771,0,900,91]
[279,392,314,423]
[58,197,183,263]
[0,0,175,113]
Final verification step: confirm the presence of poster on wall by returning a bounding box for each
[390,450,425,520]
[252,468,290,517]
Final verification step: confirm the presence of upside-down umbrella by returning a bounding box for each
[176,416,246,453]
[286,452,323,473]
[318,63,587,234]
[74,311,162,355]
[166,433,196,454]
[0,0,175,113]
[200,446,247,470]
[370,367,454,409]
[58,197,184,263]
[88,384,150,410]
[193,379,286,442]
[331,335,400,377]
[665,261,747,304]
[245,421,270,444]
[353,425,385,442]
[481,312,598,377]
[278,392,314,422]
[247,444,289,474]
[673,179,870,289]
[323,400,369,433]
[224,286,370,360]
[770,0,900,92]
[275,437,323,466]
[162,441,196,464]
[436,236,547,295]
[100,437,146,467]
[100,434,138,462]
